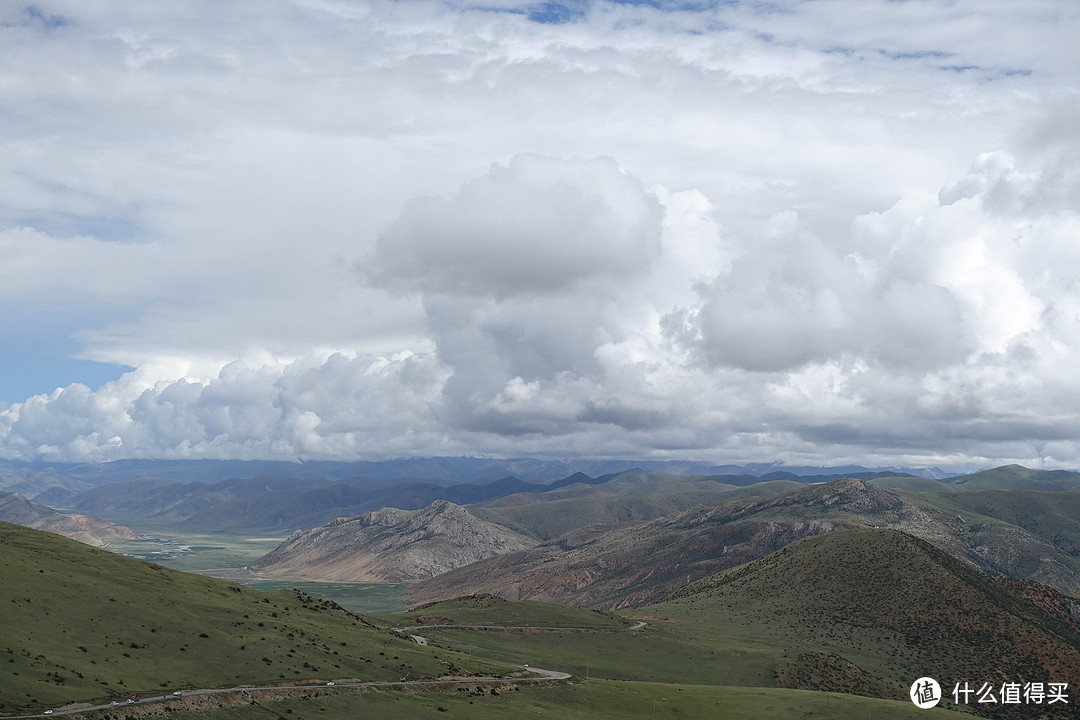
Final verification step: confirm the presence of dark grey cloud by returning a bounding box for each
[367,154,663,298]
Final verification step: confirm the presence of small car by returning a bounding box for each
[44,711,53,715]
[173,691,182,696]
[326,682,334,686]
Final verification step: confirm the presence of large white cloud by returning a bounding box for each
[6,147,1080,469]
[2,1,1079,469]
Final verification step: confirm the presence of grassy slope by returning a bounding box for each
[921,489,1080,555]
[650,529,1080,713]
[948,465,1080,491]
[1,521,976,720]
[391,530,1080,718]
[377,595,631,629]
[157,680,972,720]
[248,581,410,615]
[867,476,958,492]
[0,522,509,713]
[472,480,799,541]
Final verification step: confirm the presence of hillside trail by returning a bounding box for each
[14,621,644,717]
[11,665,571,719]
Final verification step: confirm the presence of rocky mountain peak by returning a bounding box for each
[251,499,536,583]
[0,491,141,547]
[732,477,914,522]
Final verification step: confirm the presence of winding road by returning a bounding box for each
[395,621,649,634]
[9,621,646,718]
[7,666,570,719]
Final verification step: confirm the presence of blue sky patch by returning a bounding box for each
[0,305,133,404]
[527,2,586,23]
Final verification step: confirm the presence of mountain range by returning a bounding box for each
[10,459,1080,718]
[401,476,1080,608]
[33,465,940,532]
[0,490,140,547]
[0,455,957,496]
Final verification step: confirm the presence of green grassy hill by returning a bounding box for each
[394,530,1080,718]
[153,678,973,720]
[946,465,1080,491]
[378,594,631,629]
[472,479,799,541]
[867,475,958,492]
[652,528,1080,717]
[0,522,509,713]
[0,522,998,720]
[924,489,1080,556]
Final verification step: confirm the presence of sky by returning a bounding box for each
[1,0,1079,470]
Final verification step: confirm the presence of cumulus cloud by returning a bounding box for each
[366,155,672,434]
[367,154,663,297]
[2,1,1080,469]
[662,210,975,373]
[7,145,1079,469]
[0,351,452,461]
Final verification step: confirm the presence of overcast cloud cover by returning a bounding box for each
[1,0,1079,470]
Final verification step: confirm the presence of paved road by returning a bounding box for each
[7,665,571,719]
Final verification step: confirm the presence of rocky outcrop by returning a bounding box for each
[250,500,537,582]
[0,491,141,547]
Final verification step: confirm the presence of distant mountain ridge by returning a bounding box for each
[0,456,962,495]
[0,491,140,547]
[33,466,922,530]
[40,474,552,530]
[31,464,1080,533]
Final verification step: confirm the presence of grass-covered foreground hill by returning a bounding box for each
[653,528,1080,717]
[0,521,510,713]
[391,530,1080,719]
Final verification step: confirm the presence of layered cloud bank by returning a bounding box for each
[1,1,1078,468]
[5,150,1079,468]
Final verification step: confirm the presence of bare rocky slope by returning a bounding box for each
[0,491,140,547]
[250,500,536,582]
[405,478,1080,609]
